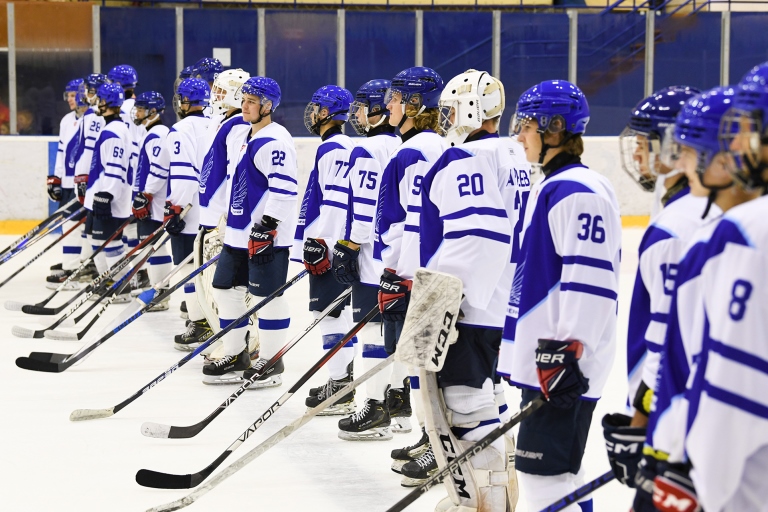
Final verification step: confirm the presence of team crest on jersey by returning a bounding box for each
[230,168,247,216]
[199,147,214,194]
[508,259,524,316]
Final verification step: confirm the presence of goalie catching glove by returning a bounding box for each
[74,175,88,205]
[331,240,360,284]
[535,339,589,408]
[378,268,412,322]
[132,192,152,220]
[47,176,62,202]
[249,216,279,265]
[303,238,330,275]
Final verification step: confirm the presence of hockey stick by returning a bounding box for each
[146,355,395,512]
[14,251,212,372]
[141,286,353,439]
[0,197,77,258]
[538,471,615,512]
[0,214,86,289]
[135,305,377,489]
[67,269,308,421]
[5,216,133,311]
[0,206,81,266]
[384,396,546,512]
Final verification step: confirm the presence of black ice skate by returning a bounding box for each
[305,362,355,416]
[202,348,251,385]
[129,269,151,296]
[179,300,188,319]
[45,269,80,291]
[391,427,430,473]
[338,398,392,441]
[386,378,413,434]
[146,287,170,312]
[400,446,437,487]
[77,261,98,283]
[243,357,284,389]
[174,319,213,351]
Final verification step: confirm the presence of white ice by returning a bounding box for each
[0,229,642,512]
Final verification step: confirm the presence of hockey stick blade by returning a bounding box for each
[43,329,81,341]
[28,351,69,364]
[11,325,45,338]
[15,356,68,373]
[21,304,61,316]
[69,407,115,421]
[5,300,30,311]
[538,471,615,512]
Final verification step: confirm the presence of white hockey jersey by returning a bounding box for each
[163,112,210,235]
[626,189,719,404]
[199,113,250,229]
[134,122,171,223]
[419,137,512,328]
[345,130,401,286]
[85,118,132,218]
[74,108,105,179]
[684,196,768,511]
[498,161,621,401]
[119,97,145,194]
[224,122,298,250]
[54,110,83,189]
[374,130,449,279]
[292,128,355,259]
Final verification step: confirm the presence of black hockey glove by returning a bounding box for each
[92,192,113,219]
[653,462,700,512]
[378,268,412,322]
[303,238,330,275]
[535,339,589,408]
[633,456,660,512]
[602,413,646,487]
[331,240,360,285]
[249,223,277,265]
[74,175,88,205]
[163,201,185,235]
[132,192,152,220]
[47,175,62,202]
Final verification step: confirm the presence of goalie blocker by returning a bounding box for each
[396,269,516,512]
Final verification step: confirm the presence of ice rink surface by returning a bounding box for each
[0,229,642,512]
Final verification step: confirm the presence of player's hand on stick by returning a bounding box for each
[378,268,412,321]
[249,219,277,265]
[132,192,152,220]
[535,339,589,408]
[331,240,360,284]
[74,175,88,205]
[303,238,330,275]
[92,192,113,219]
[163,201,186,235]
[46,176,62,202]
[602,413,645,487]
[653,463,701,512]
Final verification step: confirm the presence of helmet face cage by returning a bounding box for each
[304,86,352,135]
[385,88,426,117]
[619,126,663,192]
[304,103,322,134]
[349,101,386,135]
[211,70,250,115]
[719,107,765,188]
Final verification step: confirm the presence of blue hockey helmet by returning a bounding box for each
[107,64,138,89]
[386,67,444,114]
[192,57,224,84]
[720,61,768,189]
[64,78,84,101]
[176,78,210,108]
[350,79,391,135]
[512,80,589,136]
[132,91,165,126]
[78,73,108,106]
[304,85,353,135]
[179,66,194,80]
[96,82,125,111]
[620,85,701,192]
[241,76,281,110]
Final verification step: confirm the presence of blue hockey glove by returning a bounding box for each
[332,240,360,285]
[92,192,113,219]
[163,201,185,235]
[303,238,330,275]
[602,413,646,487]
[633,456,660,512]
[535,339,589,408]
[378,268,412,322]
[249,223,277,265]
[132,192,152,220]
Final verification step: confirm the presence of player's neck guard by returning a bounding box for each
[321,125,343,141]
[542,151,581,177]
[400,127,422,143]
[367,124,395,137]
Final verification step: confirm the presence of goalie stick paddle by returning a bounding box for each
[385,396,546,512]
[68,269,308,421]
[141,287,353,440]
[538,471,615,512]
[145,355,395,512]
[14,250,208,372]
[0,197,77,259]
[135,304,377,489]
[5,216,133,311]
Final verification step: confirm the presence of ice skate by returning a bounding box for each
[391,427,430,473]
[202,348,250,385]
[305,362,355,416]
[243,357,284,389]
[77,261,98,283]
[400,446,437,487]
[174,319,213,351]
[387,378,413,434]
[179,300,188,319]
[145,287,170,312]
[338,398,392,441]
[45,269,80,291]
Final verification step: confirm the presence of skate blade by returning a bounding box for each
[179,312,189,320]
[46,282,79,291]
[338,427,393,442]
[173,342,201,352]
[391,416,412,434]
[391,459,408,473]
[400,474,434,487]
[245,375,282,390]
[313,402,356,417]
[202,371,245,385]
[146,303,170,312]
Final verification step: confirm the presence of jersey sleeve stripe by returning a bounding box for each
[710,338,768,374]
[170,175,199,182]
[562,255,614,271]
[106,162,127,172]
[353,214,373,222]
[151,163,170,172]
[103,172,126,183]
[353,197,376,206]
[324,184,350,194]
[268,187,298,196]
[407,205,422,213]
[170,162,199,173]
[704,381,768,419]
[404,224,420,233]
[268,172,298,184]
[444,229,511,244]
[440,207,507,221]
[321,199,348,210]
[650,312,668,323]
[560,282,618,300]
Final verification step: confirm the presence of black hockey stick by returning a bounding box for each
[141,286,353,439]
[14,251,213,372]
[539,471,615,512]
[67,269,308,421]
[145,355,395,512]
[385,396,546,512]
[0,197,77,259]
[5,216,133,311]
[0,206,80,266]
[0,214,86,289]
[135,305,377,490]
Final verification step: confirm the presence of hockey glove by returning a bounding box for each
[74,175,88,205]
[633,456,660,512]
[249,222,277,265]
[303,238,331,275]
[163,201,186,235]
[378,268,412,322]
[535,339,590,408]
[46,175,62,202]
[331,240,361,285]
[92,192,113,219]
[653,463,701,512]
[602,413,646,487]
[132,192,153,220]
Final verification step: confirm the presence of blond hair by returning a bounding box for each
[406,105,441,132]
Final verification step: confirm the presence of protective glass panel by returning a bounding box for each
[265,10,337,136]
[423,11,492,89]
[184,9,258,75]
[101,7,176,127]
[15,3,92,135]
[578,13,646,136]
[500,13,569,136]
[730,13,768,85]
[654,13,720,94]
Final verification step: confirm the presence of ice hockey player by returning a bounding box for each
[191,57,224,94]
[497,80,621,512]
[333,79,404,441]
[83,82,132,299]
[46,77,86,289]
[414,68,526,511]
[294,85,358,413]
[372,66,448,485]
[130,91,172,311]
[203,76,297,385]
[161,77,211,350]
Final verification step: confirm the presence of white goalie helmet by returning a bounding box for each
[210,68,250,115]
[439,69,505,147]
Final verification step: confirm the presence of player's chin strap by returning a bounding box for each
[699,165,733,219]
[366,108,389,131]
[250,105,273,126]
[310,109,346,135]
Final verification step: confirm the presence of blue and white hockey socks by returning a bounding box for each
[93,239,125,277]
[361,322,388,401]
[318,308,356,381]
[517,466,590,512]
[257,295,290,360]
[122,222,139,250]
[213,286,249,356]
[61,219,83,271]
[147,244,172,286]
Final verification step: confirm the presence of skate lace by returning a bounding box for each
[211,354,235,368]
[415,448,435,469]
[319,378,342,400]
[252,359,268,373]
[349,401,372,422]
[183,322,196,336]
